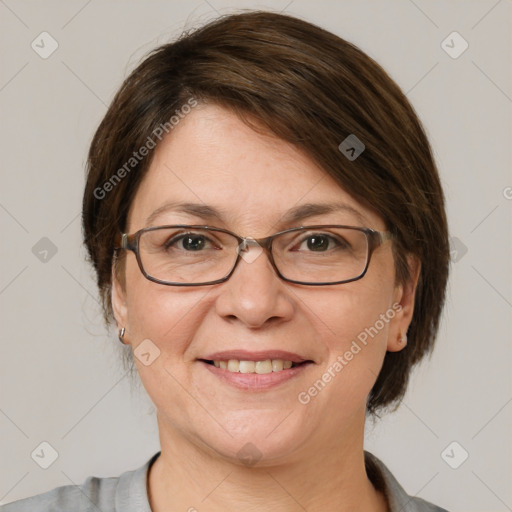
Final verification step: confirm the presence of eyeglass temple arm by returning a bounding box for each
[370,230,394,250]
[380,231,394,242]
[118,233,137,252]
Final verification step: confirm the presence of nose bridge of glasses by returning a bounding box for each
[234,234,277,269]
[238,237,263,252]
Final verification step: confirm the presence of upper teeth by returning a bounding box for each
[213,359,293,374]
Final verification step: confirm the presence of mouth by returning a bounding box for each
[197,350,315,390]
[199,358,312,374]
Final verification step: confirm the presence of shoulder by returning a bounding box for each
[364,451,450,512]
[0,476,118,512]
[0,452,160,512]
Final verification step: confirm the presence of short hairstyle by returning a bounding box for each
[82,11,450,416]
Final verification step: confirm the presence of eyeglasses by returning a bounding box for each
[116,224,393,286]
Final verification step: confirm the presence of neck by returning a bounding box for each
[147,411,388,512]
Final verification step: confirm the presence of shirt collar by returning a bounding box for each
[116,450,430,512]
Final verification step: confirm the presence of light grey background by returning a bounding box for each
[1,1,511,510]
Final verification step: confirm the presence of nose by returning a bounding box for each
[214,242,295,329]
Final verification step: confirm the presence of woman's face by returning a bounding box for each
[113,103,417,464]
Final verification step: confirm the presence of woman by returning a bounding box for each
[2,10,450,512]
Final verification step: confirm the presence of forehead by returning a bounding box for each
[127,104,383,233]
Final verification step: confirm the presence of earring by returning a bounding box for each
[118,327,126,344]
[398,332,407,346]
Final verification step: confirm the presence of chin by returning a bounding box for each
[194,409,309,467]
[207,434,305,468]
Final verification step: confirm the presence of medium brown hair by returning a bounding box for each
[82,10,450,416]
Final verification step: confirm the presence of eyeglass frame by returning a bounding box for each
[115,224,394,287]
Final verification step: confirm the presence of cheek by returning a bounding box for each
[301,276,395,405]
[122,263,211,414]
[311,276,395,351]
[123,257,203,355]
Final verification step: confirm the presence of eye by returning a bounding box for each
[296,233,347,252]
[165,233,214,251]
[304,234,330,251]
[181,235,207,251]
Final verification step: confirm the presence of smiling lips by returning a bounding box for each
[199,350,313,377]
[210,359,294,374]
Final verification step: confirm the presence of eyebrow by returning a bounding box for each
[145,201,370,228]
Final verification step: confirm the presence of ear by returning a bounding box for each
[111,268,129,343]
[387,254,421,352]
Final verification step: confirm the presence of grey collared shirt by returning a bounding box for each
[1,451,449,511]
